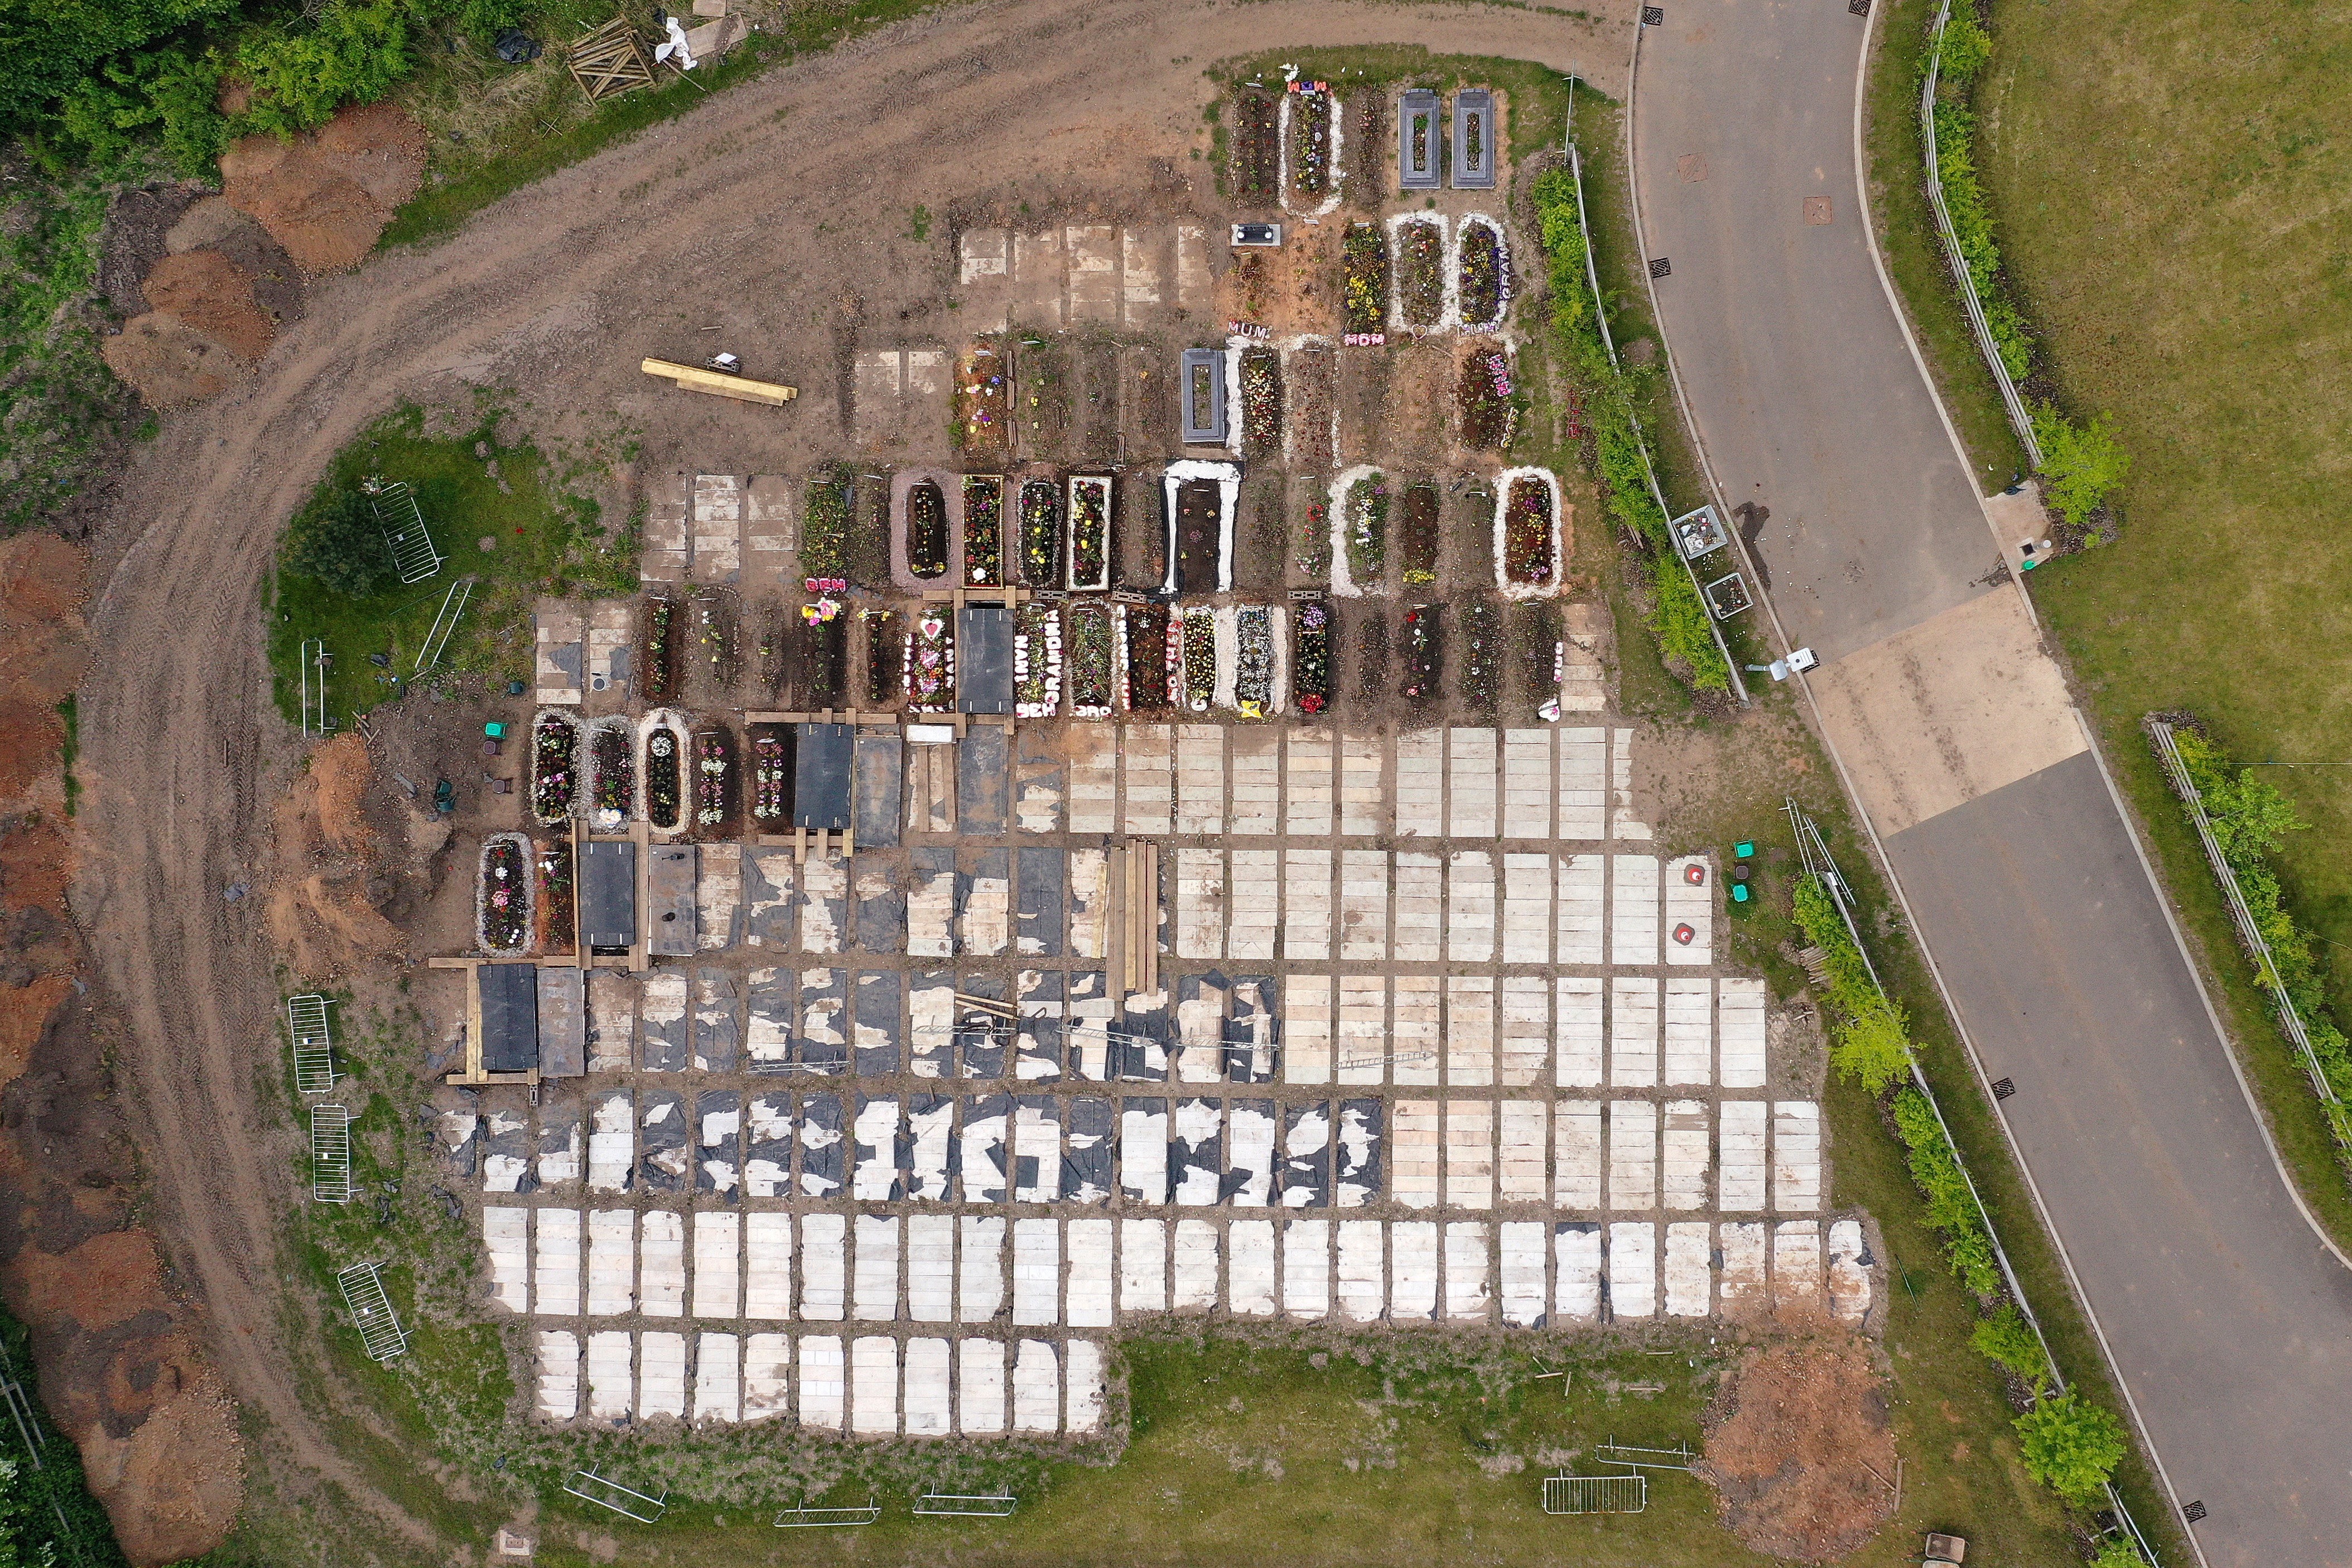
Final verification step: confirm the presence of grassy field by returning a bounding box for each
[1940,0,2352,1247]
[263,403,636,728]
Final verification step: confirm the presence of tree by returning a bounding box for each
[283,487,395,599]
[0,1455,55,1568]
[2013,1392,2126,1499]
[2031,402,2131,528]
[237,0,414,136]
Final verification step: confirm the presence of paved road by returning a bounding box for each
[1630,6,2352,1566]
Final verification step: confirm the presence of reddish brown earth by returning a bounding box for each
[220,102,428,276]
[0,535,244,1564]
[1696,1336,1901,1562]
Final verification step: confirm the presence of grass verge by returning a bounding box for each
[263,401,635,727]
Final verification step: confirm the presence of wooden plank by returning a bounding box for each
[640,359,798,407]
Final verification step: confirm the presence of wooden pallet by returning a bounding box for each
[567,18,653,102]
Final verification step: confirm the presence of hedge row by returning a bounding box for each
[1792,870,2141,1547]
[1529,166,1732,695]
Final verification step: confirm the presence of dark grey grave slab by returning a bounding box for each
[744,848,796,951]
[1014,1095,1062,1202]
[480,962,540,1074]
[957,971,1008,1080]
[957,722,1009,827]
[1016,969,1063,1080]
[855,970,902,1074]
[1014,727,1064,833]
[1016,848,1066,958]
[1172,1096,1223,1206]
[1453,88,1496,189]
[538,964,585,1077]
[1179,348,1228,445]
[957,607,1015,716]
[1117,1097,1166,1203]
[793,722,855,831]
[854,856,906,955]
[745,1091,794,1198]
[1282,1101,1330,1208]
[580,840,636,951]
[1337,1097,1383,1207]
[854,732,904,848]
[854,1094,905,1202]
[748,966,793,1072]
[908,1093,956,1200]
[646,844,696,956]
[798,967,849,1074]
[692,968,740,1072]
[536,1100,581,1190]
[638,1089,688,1193]
[1064,1096,1114,1204]
[1399,88,1442,189]
[798,1093,845,1198]
[696,1089,741,1198]
[960,1093,1010,1203]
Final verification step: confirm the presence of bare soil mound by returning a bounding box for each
[100,313,248,409]
[221,102,427,274]
[1696,1337,1899,1562]
[138,250,276,363]
[266,731,410,981]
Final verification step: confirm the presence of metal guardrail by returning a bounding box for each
[1564,139,1750,706]
[2147,720,2352,1153]
[913,1492,1017,1518]
[1786,799,2162,1566]
[564,1471,668,1523]
[1919,0,2043,468]
[298,638,328,736]
[370,480,445,586]
[310,1106,353,1203]
[774,1498,879,1528]
[1543,1474,1645,1514]
[336,1263,408,1362]
[415,577,475,674]
[288,993,338,1093]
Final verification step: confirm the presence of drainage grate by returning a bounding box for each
[1649,257,1672,279]
[1849,0,1870,14]
[1993,1077,2017,1101]
[2184,1501,2208,1524]
[1641,5,1664,23]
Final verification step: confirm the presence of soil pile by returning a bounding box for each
[220,102,428,275]
[266,731,412,982]
[137,251,276,363]
[0,534,244,1564]
[1697,1337,1899,1562]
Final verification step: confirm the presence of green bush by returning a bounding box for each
[1791,878,1914,1092]
[2028,401,2131,528]
[1969,1304,2051,1393]
[283,488,397,599]
[54,45,228,176]
[1530,166,1732,694]
[0,0,243,130]
[1930,99,2031,381]
[1892,1087,2002,1295]
[2090,1534,2150,1567]
[1935,7,1993,87]
[237,0,415,136]
[2013,1392,2127,1501]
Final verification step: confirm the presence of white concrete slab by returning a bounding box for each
[1664,978,1713,1085]
[1120,1217,1168,1313]
[1395,731,1443,836]
[853,1214,899,1321]
[1228,1102,1277,1206]
[1339,733,1386,835]
[1392,1099,1441,1208]
[1500,1220,1548,1327]
[586,1329,633,1419]
[1718,978,1768,1089]
[484,1207,529,1314]
[693,1212,739,1319]
[1228,848,1280,961]
[904,1337,953,1437]
[1124,723,1173,835]
[1172,1218,1220,1309]
[1772,1220,1823,1313]
[743,1333,791,1421]
[1445,975,1495,1087]
[1501,853,1550,966]
[1610,727,1651,840]
[693,1331,740,1422]
[1556,976,1604,1087]
[801,1213,847,1321]
[1066,1339,1107,1434]
[1610,854,1660,966]
[1012,1217,1060,1326]
[850,1335,898,1435]
[1175,847,1225,959]
[537,1330,580,1421]
[1502,729,1553,838]
[1336,1220,1385,1320]
[1231,732,1280,833]
[1773,1101,1823,1212]
[1555,853,1604,966]
[1338,848,1389,961]
[1283,848,1333,959]
[1608,1099,1657,1210]
[1448,727,1498,837]
[1068,1218,1116,1327]
[1718,1221,1768,1317]
[1444,1221,1491,1321]
[587,1208,633,1316]
[1555,1224,1603,1321]
[1175,723,1225,835]
[1610,977,1659,1088]
[1446,851,1495,962]
[1664,1222,1712,1318]
[744,1212,791,1318]
[639,1330,687,1419]
[1445,1099,1494,1209]
[1665,855,1713,965]
[1013,1339,1061,1434]
[1607,1220,1656,1319]
[1119,1102,1170,1203]
[1662,1101,1712,1213]
[534,1208,581,1317]
[1391,1220,1439,1319]
[1229,1218,1277,1316]
[1498,1098,1548,1202]
[1393,852,1443,962]
[1828,1218,1872,1325]
[798,1335,845,1429]
[1285,730,1335,835]
[1554,1100,1603,1209]
[907,1215,955,1324]
[959,1339,1006,1435]
[1283,1219,1330,1319]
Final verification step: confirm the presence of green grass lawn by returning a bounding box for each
[264,405,635,727]
[1949,0,2352,1246]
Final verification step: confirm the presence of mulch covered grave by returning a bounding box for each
[1697,1338,1900,1565]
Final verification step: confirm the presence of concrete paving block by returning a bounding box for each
[1558,726,1606,840]
[742,1333,790,1422]
[1282,847,1333,959]
[1120,1217,1168,1312]
[1391,1220,1439,1319]
[798,1335,845,1430]
[1231,732,1280,832]
[1395,731,1444,836]
[692,1212,739,1318]
[1445,1099,1495,1209]
[1445,975,1496,1087]
[1446,850,1495,962]
[1227,1098,1278,1206]
[586,1329,633,1418]
[1172,1217,1221,1309]
[1607,1221,1657,1319]
[1499,974,1549,1087]
[1718,1222,1768,1318]
[1662,1101,1712,1213]
[1610,854,1660,967]
[1013,1339,1061,1434]
[537,1330,580,1421]
[1772,1102,1822,1212]
[1068,1218,1116,1326]
[1498,1099,1548,1202]
[1501,853,1551,965]
[1175,722,1225,835]
[908,1214,956,1323]
[1118,1099,1170,1203]
[1718,978,1767,1089]
[1068,726,1118,833]
[1392,1100,1442,1209]
[1555,853,1604,966]
[536,1103,582,1189]
[1664,1223,1712,1318]
[1609,976,1660,1088]
[1448,727,1498,838]
[1227,848,1280,959]
[960,228,1008,284]
[958,1215,1006,1324]
[801,1213,847,1321]
[1337,848,1388,961]
[639,1213,687,1316]
[1336,975,1386,1086]
[1553,1101,1603,1209]
[1554,976,1605,1088]
[850,1335,898,1435]
[1828,1219,1872,1325]
[694,1331,740,1422]
[1392,852,1443,962]
[853,1214,900,1321]
[904,1337,952,1437]
[1229,1219,1277,1316]
[1013,1217,1061,1327]
[1124,723,1174,834]
[534,610,583,705]
[696,844,741,953]
[1175,847,1225,959]
[587,1209,634,1315]
[744,1212,792,1318]
[638,1331,688,1419]
[1500,1221,1547,1327]
[1282,1219,1331,1319]
[1718,1100,1767,1211]
[1336,1220,1385,1320]
[533,1209,581,1317]
[1607,1100,1657,1211]
[1771,1220,1822,1312]
[1285,729,1335,835]
[957,850,1012,957]
[1664,977,1713,1085]
[587,1092,633,1193]
[1502,729,1553,838]
[1281,973,1333,1084]
[1389,974,1440,1087]
[958,1339,1006,1435]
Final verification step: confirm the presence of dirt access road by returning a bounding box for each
[70,0,1626,1546]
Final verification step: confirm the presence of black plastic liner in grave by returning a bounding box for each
[957,605,1015,715]
[794,722,854,831]
[580,840,637,953]
[479,962,540,1073]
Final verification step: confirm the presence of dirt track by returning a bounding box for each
[71,0,1626,1544]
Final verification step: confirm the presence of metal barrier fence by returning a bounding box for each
[335,1263,408,1363]
[1542,1474,1646,1515]
[1918,0,2043,467]
[564,1471,667,1523]
[310,1105,353,1204]
[288,993,338,1093]
[2147,720,2352,1154]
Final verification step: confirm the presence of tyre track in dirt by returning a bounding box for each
[71,0,1623,1543]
